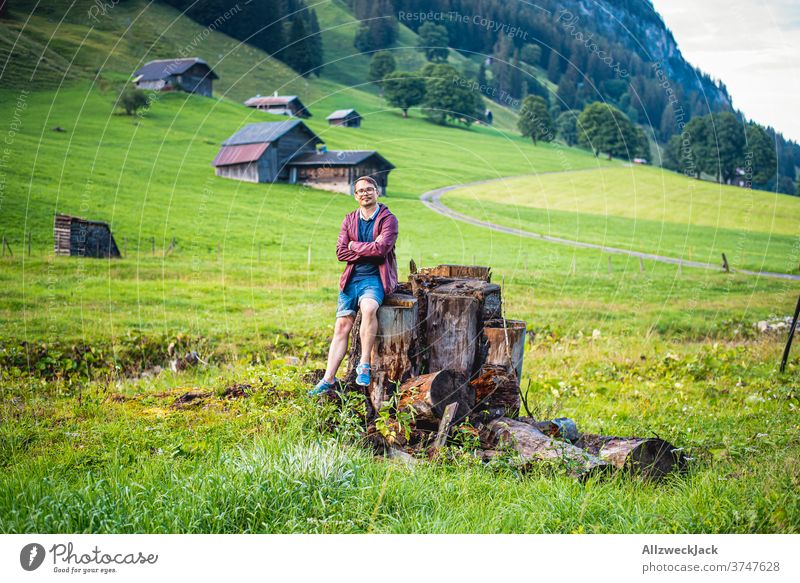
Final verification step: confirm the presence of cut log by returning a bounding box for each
[480,319,527,379]
[574,434,688,480]
[469,363,520,417]
[426,293,480,377]
[484,417,611,479]
[398,370,472,427]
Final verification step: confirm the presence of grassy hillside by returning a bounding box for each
[445,166,800,274]
[0,0,338,100]
[1,81,793,345]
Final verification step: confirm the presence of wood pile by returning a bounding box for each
[329,263,686,480]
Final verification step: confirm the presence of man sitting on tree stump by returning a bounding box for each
[309,175,399,395]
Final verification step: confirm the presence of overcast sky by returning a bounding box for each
[649,0,800,141]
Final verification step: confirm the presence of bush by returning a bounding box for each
[118,87,149,115]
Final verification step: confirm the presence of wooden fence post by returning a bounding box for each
[780,294,800,373]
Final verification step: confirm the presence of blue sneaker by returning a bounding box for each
[355,363,371,386]
[309,377,337,396]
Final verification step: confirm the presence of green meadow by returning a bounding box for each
[0,0,798,534]
[445,167,800,274]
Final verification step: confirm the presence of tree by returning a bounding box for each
[383,72,426,118]
[556,67,579,110]
[282,13,314,76]
[521,43,542,67]
[307,9,323,76]
[353,0,398,53]
[709,111,745,184]
[368,51,396,90]
[633,126,650,159]
[417,22,449,62]
[119,87,149,115]
[577,102,638,160]
[525,75,549,102]
[556,109,580,146]
[518,96,554,144]
[743,122,776,187]
[421,63,483,126]
[547,50,563,83]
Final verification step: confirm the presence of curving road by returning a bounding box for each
[420,176,800,282]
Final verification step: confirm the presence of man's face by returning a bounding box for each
[354,180,378,208]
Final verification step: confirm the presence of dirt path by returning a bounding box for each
[420,176,800,282]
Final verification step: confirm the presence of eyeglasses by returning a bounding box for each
[355,187,377,196]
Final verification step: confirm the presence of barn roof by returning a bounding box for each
[221,120,322,147]
[133,58,218,81]
[212,143,270,167]
[326,109,360,120]
[288,150,395,169]
[243,95,311,116]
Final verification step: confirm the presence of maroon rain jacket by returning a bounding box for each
[336,203,399,296]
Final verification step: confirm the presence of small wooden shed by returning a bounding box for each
[132,57,217,97]
[326,109,362,127]
[54,214,121,258]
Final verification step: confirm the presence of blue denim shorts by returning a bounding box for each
[337,275,384,318]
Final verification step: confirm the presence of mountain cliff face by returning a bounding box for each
[574,0,731,110]
[392,0,732,136]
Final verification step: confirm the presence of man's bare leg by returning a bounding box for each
[323,315,354,383]
[358,298,380,365]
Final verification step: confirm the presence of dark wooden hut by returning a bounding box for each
[54,214,121,258]
[288,150,394,195]
[326,109,362,127]
[132,58,217,97]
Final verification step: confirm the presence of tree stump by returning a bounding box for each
[480,319,527,379]
[416,264,491,280]
[426,293,480,378]
[398,370,473,427]
[345,293,419,415]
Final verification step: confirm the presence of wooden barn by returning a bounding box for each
[243,93,311,118]
[326,109,362,127]
[212,121,395,193]
[288,150,394,195]
[132,57,217,97]
[212,120,322,183]
[54,214,121,258]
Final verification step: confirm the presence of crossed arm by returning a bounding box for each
[336,214,398,262]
